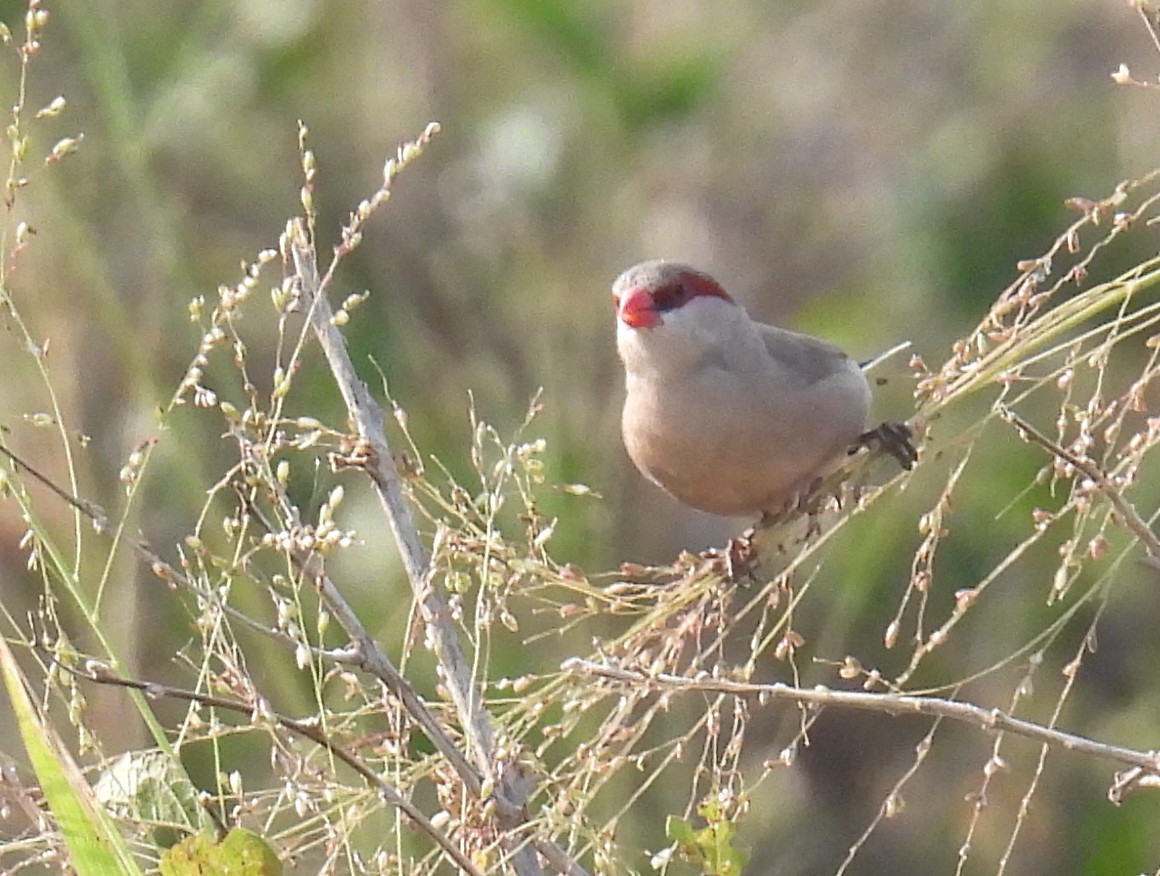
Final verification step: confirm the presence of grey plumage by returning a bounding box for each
[614,261,871,517]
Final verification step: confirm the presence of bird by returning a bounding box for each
[612,260,914,520]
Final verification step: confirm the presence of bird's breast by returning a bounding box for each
[621,361,870,516]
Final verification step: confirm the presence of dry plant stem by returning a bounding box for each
[3,251,577,874]
[835,714,942,876]
[288,222,487,753]
[301,560,480,777]
[996,609,1104,876]
[564,659,1160,775]
[999,406,1160,563]
[288,222,579,876]
[68,663,485,876]
[241,495,482,787]
[286,222,474,730]
[0,441,111,533]
[4,437,544,873]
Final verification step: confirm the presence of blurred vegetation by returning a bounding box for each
[3,1,1160,875]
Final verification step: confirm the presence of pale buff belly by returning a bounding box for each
[622,376,867,516]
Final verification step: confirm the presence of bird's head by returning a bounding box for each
[612,260,733,330]
[612,261,750,375]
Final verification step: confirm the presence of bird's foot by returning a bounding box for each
[725,530,761,581]
[855,421,918,470]
[697,528,762,581]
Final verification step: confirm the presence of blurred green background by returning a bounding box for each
[4,1,1160,874]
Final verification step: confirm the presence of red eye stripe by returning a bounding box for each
[651,271,731,312]
[649,281,686,312]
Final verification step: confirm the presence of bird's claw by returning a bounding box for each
[856,421,918,470]
[697,529,762,581]
[725,530,761,580]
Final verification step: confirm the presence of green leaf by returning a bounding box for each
[160,829,282,876]
[0,637,144,876]
[93,750,203,847]
[665,801,750,876]
[666,813,698,846]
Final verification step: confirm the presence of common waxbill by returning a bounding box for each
[613,260,913,518]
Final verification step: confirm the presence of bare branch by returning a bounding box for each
[287,198,579,875]
[564,658,1160,776]
[66,661,485,876]
[5,412,582,875]
[999,405,1160,563]
[239,493,483,791]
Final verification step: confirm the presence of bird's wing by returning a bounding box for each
[757,323,856,385]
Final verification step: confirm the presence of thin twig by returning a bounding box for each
[563,658,1160,775]
[288,206,579,875]
[4,430,578,874]
[999,406,1160,563]
[836,711,943,876]
[0,440,111,533]
[239,492,482,791]
[63,661,485,876]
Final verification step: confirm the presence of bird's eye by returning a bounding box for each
[652,282,687,312]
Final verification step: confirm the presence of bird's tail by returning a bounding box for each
[859,340,912,373]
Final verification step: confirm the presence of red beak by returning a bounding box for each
[617,287,661,329]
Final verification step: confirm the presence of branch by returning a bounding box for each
[67,661,485,876]
[0,440,111,533]
[239,493,482,789]
[5,433,580,875]
[999,405,1160,564]
[287,148,581,873]
[563,658,1160,775]
[287,221,492,757]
